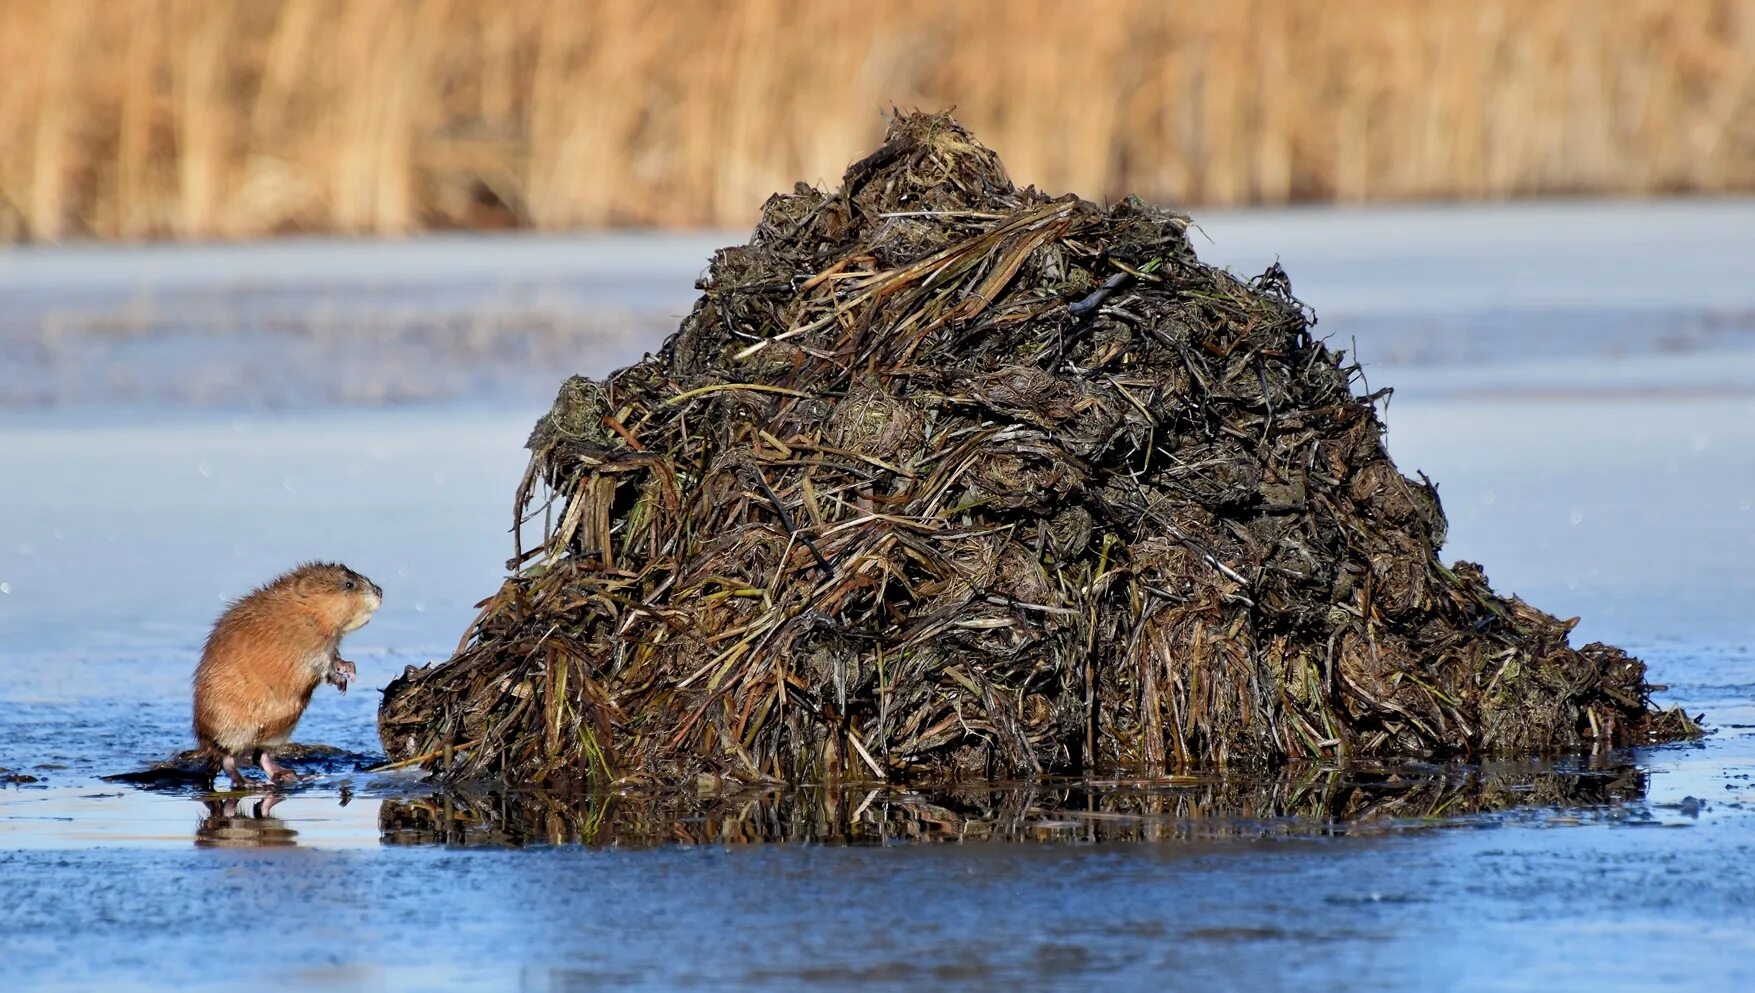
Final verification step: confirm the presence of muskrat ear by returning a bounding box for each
[291,568,333,596]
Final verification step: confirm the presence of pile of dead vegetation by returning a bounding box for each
[379,112,1695,788]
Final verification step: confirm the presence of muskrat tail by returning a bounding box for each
[192,728,224,787]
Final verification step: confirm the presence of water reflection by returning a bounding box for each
[379,758,1647,847]
[195,794,299,848]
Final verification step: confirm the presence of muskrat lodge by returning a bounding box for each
[378,112,1697,789]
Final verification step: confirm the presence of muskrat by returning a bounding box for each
[193,562,382,788]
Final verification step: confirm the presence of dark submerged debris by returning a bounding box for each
[379,112,1697,788]
[104,744,378,789]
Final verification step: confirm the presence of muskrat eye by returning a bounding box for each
[344,579,356,590]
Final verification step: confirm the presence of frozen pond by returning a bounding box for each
[2,201,1753,992]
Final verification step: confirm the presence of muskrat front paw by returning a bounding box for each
[326,659,357,694]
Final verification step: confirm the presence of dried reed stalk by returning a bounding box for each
[1,0,1749,241]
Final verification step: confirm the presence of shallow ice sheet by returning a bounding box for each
[1,389,1751,993]
[8,199,1753,316]
[1382,395,1755,648]
[0,407,536,664]
[4,199,1755,991]
[6,199,1753,412]
[1,778,1752,993]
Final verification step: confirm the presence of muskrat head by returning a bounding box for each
[285,562,383,633]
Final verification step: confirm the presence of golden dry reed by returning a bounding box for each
[1,0,1751,242]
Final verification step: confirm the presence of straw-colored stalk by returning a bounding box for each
[0,0,1750,242]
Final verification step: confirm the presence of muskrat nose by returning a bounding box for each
[371,581,384,599]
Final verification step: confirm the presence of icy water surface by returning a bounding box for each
[3,203,1754,992]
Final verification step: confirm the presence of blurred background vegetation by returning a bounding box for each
[1,0,1750,242]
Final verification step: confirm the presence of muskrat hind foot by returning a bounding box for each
[257,751,301,786]
[220,753,253,790]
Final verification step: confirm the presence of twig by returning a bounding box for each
[368,739,481,773]
[751,470,835,577]
[1067,271,1133,316]
[664,382,812,406]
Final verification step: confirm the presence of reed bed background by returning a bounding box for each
[1,0,1750,242]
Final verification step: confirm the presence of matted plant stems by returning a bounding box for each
[379,113,1697,788]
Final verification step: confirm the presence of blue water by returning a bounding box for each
[2,210,1754,992]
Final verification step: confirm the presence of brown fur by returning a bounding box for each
[193,563,382,766]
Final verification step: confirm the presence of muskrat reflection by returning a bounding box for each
[196,794,299,848]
